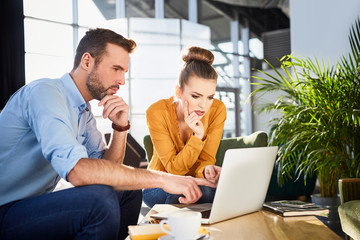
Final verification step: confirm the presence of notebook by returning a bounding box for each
[151,146,278,224]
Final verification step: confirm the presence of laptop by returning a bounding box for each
[151,146,278,224]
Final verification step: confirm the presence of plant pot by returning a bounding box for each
[311,194,344,238]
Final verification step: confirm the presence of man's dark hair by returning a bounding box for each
[72,28,136,70]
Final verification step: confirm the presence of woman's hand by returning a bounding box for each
[204,165,221,184]
[183,100,204,139]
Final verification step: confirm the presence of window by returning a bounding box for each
[23,0,73,82]
[23,0,115,83]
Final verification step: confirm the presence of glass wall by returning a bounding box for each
[23,0,115,83]
[23,0,264,143]
[212,39,263,136]
[23,0,73,82]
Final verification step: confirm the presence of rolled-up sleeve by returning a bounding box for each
[25,83,89,179]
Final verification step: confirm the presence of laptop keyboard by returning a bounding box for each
[185,205,212,218]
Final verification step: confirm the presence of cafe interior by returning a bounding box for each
[1,0,360,239]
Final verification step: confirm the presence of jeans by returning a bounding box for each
[0,185,142,240]
[143,185,216,208]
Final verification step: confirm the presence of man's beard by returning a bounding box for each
[86,69,109,100]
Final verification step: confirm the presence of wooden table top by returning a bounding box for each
[139,204,342,240]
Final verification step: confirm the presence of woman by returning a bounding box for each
[143,46,227,208]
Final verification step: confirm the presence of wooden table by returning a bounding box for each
[139,204,342,240]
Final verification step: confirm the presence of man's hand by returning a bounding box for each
[161,174,216,204]
[98,95,129,126]
[204,165,221,184]
[183,101,204,139]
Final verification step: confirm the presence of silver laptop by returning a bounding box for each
[151,146,278,224]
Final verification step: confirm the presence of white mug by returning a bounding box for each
[159,211,201,240]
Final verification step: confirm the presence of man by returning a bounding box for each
[0,28,215,240]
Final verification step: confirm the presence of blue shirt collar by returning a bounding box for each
[60,73,88,114]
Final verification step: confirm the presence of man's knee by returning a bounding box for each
[80,185,120,226]
[87,184,119,206]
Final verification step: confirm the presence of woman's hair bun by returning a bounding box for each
[182,46,214,65]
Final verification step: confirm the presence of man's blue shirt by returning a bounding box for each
[0,73,106,206]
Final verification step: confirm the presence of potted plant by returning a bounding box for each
[250,17,360,198]
[248,18,360,234]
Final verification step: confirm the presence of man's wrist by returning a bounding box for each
[112,121,130,132]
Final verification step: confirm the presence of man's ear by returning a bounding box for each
[80,52,93,70]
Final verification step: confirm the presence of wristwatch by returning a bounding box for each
[112,121,130,132]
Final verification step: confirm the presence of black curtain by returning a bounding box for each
[0,0,25,110]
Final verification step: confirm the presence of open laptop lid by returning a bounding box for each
[150,146,278,224]
[206,146,278,224]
